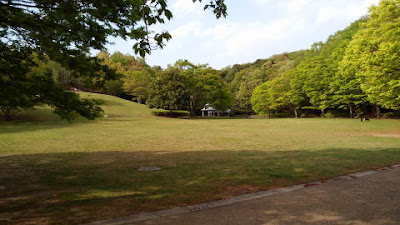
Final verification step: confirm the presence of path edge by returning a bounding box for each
[85,164,400,225]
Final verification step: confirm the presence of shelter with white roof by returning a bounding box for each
[201,103,230,117]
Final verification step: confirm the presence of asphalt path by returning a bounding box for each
[131,168,400,225]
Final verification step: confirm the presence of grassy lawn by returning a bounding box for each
[1,92,400,224]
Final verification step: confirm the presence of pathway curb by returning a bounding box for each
[85,164,400,225]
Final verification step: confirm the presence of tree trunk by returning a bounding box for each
[137,96,141,104]
[349,104,353,118]
[376,105,381,119]
[189,96,196,116]
[321,108,325,118]
[293,108,298,118]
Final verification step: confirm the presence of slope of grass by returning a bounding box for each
[1,92,400,224]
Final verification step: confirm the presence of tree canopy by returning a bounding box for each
[341,0,400,114]
[250,0,400,118]
[0,0,227,120]
[147,60,231,115]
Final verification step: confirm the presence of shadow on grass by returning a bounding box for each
[0,118,95,134]
[1,148,400,224]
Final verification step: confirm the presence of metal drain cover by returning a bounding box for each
[138,167,161,172]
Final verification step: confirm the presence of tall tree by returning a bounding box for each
[147,67,189,111]
[293,54,333,117]
[341,0,400,118]
[328,19,368,117]
[147,60,231,115]
[251,71,305,118]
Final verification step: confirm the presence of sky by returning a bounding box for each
[105,0,381,69]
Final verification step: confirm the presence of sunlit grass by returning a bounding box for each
[1,92,400,224]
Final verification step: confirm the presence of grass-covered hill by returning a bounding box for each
[1,92,400,224]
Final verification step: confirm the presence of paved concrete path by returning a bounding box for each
[90,167,400,225]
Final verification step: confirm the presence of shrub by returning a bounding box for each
[382,111,400,119]
[151,109,190,117]
[324,113,335,118]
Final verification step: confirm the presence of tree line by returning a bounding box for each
[251,0,400,119]
[1,0,399,120]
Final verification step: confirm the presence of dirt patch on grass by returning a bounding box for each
[370,133,400,138]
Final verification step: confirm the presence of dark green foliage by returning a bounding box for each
[0,45,104,121]
[151,109,190,117]
[0,44,36,120]
[1,0,226,60]
[0,0,226,120]
[147,60,231,115]
[47,91,104,121]
[147,67,190,111]
[103,80,124,97]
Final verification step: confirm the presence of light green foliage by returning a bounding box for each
[251,79,282,115]
[97,51,154,101]
[251,15,395,118]
[295,54,332,114]
[251,72,303,117]
[47,61,72,89]
[322,19,367,117]
[342,0,400,110]
[229,51,307,114]
[123,70,154,103]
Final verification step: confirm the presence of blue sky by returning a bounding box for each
[106,0,380,69]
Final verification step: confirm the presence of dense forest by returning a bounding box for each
[3,0,399,119]
[250,0,400,119]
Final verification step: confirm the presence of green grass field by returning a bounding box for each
[1,92,400,224]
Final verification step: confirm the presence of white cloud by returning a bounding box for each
[344,0,380,20]
[171,21,203,39]
[204,23,239,40]
[252,0,273,5]
[170,0,205,18]
[315,6,337,25]
[206,16,306,56]
[314,0,380,25]
[287,0,310,13]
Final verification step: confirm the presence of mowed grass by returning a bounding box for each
[1,92,400,224]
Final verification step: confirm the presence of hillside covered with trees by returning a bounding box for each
[252,0,400,118]
[2,0,399,120]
